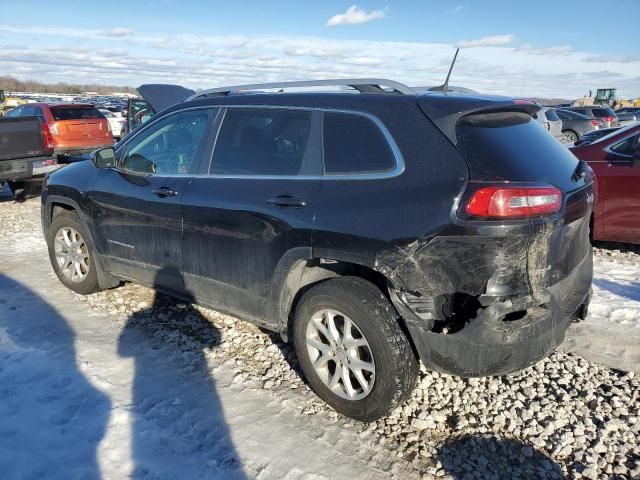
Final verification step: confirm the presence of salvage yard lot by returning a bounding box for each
[1,194,639,479]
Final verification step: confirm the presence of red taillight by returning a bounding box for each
[465,186,563,218]
[591,119,599,126]
[39,119,55,154]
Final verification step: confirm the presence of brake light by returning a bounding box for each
[39,119,55,154]
[465,186,562,218]
[591,119,599,126]
[48,123,58,135]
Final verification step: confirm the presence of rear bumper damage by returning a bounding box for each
[392,248,593,377]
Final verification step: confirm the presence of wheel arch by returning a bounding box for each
[45,195,119,289]
[269,248,397,342]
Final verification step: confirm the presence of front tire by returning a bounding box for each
[293,277,419,421]
[47,212,101,295]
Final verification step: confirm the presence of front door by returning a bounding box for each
[181,107,321,324]
[90,108,218,290]
[602,131,640,243]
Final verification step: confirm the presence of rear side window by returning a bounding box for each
[610,133,639,156]
[456,111,579,190]
[592,108,615,117]
[545,109,560,121]
[211,108,314,176]
[323,112,395,174]
[51,106,104,121]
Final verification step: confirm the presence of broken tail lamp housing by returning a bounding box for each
[462,184,563,219]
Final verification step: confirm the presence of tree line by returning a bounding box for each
[0,76,136,95]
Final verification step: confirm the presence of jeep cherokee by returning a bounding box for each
[41,79,593,421]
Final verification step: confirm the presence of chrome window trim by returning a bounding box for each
[203,104,405,181]
[113,103,405,181]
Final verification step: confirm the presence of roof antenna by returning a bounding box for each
[440,48,460,92]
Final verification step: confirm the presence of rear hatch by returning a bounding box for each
[50,105,110,141]
[419,94,594,295]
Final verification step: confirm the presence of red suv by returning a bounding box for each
[5,103,113,158]
[570,124,640,244]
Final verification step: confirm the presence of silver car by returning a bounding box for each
[534,107,564,141]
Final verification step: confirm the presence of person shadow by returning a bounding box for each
[0,273,110,480]
[436,435,564,479]
[117,267,246,479]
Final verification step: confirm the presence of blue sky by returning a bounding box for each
[1,0,638,97]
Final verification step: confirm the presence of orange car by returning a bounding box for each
[5,103,113,158]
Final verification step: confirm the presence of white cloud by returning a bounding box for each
[326,5,385,27]
[457,34,515,48]
[446,5,464,14]
[0,25,638,99]
[100,27,134,38]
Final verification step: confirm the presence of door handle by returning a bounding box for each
[152,187,178,197]
[267,195,308,208]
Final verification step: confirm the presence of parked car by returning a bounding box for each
[99,109,126,140]
[615,107,640,126]
[42,79,594,421]
[533,107,563,140]
[567,106,619,128]
[0,116,59,200]
[5,103,113,159]
[574,127,620,146]
[570,123,640,244]
[555,109,601,143]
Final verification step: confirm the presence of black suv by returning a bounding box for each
[42,79,594,421]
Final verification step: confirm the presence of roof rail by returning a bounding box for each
[187,78,416,100]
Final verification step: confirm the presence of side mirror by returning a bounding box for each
[91,147,116,169]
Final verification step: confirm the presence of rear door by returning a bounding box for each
[90,107,217,290]
[601,131,640,242]
[181,107,321,324]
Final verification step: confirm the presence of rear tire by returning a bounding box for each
[562,130,579,143]
[293,277,419,421]
[47,212,101,295]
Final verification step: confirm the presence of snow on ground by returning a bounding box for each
[565,255,640,373]
[1,194,639,479]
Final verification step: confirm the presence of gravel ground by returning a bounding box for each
[2,195,639,479]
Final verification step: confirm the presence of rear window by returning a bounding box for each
[323,112,395,174]
[51,106,104,121]
[456,111,579,190]
[592,108,615,117]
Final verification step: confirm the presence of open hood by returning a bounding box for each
[136,84,195,113]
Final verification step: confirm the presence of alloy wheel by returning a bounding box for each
[54,227,90,283]
[305,308,375,401]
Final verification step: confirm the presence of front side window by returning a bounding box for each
[119,109,215,175]
[211,108,314,176]
[323,112,395,174]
